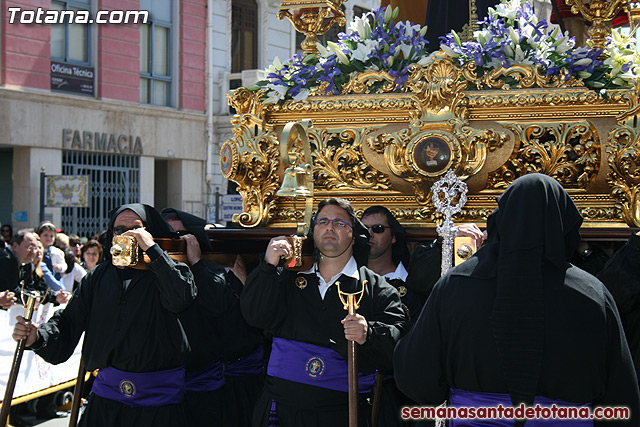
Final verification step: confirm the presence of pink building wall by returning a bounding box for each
[1,0,51,90]
[1,0,207,112]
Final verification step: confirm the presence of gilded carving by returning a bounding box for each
[487,122,601,190]
[461,62,584,90]
[372,119,506,203]
[310,128,392,191]
[340,70,398,94]
[607,125,640,227]
[404,58,469,119]
[222,114,280,228]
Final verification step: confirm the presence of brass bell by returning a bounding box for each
[276,164,312,198]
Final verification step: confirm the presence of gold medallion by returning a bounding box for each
[398,285,407,297]
[296,276,308,289]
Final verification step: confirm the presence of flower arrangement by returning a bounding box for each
[439,0,638,93]
[253,6,431,104]
[251,0,639,104]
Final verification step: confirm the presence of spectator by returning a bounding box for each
[35,222,67,280]
[68,234,83,262]
[80,240,103,272]
[61,247,87,292]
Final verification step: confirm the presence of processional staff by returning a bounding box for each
[337,281,366,427]
[431,169,468,276]
[0,291,38,427]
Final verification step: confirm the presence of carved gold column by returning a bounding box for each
[564,0,629,54]
[278,0,346,55]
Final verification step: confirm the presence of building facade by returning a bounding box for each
[1,0,207,237]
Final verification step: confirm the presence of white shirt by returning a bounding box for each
[383,261,408,282]
[301,256,360,300]
[61,262,87,292]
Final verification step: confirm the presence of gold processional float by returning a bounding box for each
[220,0,640,258]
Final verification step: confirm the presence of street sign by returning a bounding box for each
[221,194,243,222]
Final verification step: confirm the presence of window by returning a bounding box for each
[140,0,172,106]
[231,0,258,73]
[50,0,90,64]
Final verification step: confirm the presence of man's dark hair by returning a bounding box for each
[362,205,410,267]
[311,198,370,266]
[315,198,358,228]
[10,229,34,247]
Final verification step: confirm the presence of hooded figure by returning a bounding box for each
[394,174,640,426]
[160,207,212,250]
[13,203,197,427]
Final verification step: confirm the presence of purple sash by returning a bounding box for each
[449,388,593,427]
[268,337,376,393]
[92,366,186,407]
[186,358,225,392]
[224,346,265,377]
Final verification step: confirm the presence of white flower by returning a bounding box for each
[327,41,350,65]
[440,44,458,58]
[263,83,288,104]
[265,56,283,75]
[349,15,371,39]
[316,42,330,58]
[417,52,438,66]
[495,0,521,20]
[292,88,310,103]
[396,43,414,60]
[350,39,378,63]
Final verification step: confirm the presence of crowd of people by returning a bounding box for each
[2,174,640,426]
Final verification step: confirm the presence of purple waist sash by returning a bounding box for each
[449,388,593,427]
[92,366,186,408]
[267,337,376,394]
[186,358,225,392]
[224,346,265,377]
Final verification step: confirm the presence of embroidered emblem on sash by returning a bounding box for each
[296,276,308,289]
[305,357,325,377]
[120,380,136,398]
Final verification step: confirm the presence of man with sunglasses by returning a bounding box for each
[241,197,410,427]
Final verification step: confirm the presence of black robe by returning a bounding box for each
[425,0,500,50]
[30,244,196,427]
[394,174,640,426]
[598,232,640,384]
[219,269,266,427]
[241,260,410,427]
[180,260,236,426]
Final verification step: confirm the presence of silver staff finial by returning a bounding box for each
[431,170,468,276]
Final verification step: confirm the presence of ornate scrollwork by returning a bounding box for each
[487,122,601,189]
[227,88,267,118]
[373,119,506,203]
[616,79,640,124]
[461,62,584,90]
[607,125,640,226]
[310,127,391,191]
[340,70,398,95]
[223,114,280,228]
[404,57,469,119]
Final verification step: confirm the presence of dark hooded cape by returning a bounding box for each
[30,203,197,427]
[393,174,640,425]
